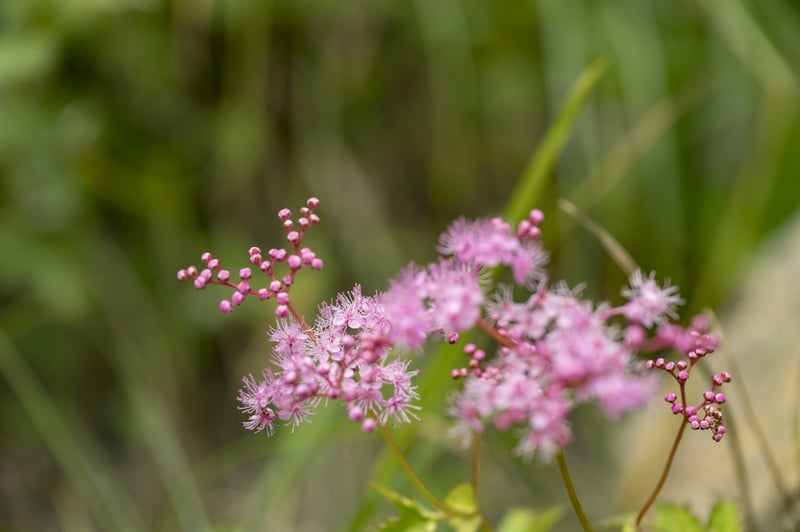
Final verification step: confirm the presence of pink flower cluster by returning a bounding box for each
[238,286,421,435]
[177,197,728,457]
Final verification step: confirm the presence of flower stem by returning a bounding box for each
[556,450,594,532]
[635,420,687,527]
[377,424,451,514]
[471,433,481,501]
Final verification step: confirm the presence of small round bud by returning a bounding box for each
[287,255,302,269]
[665,361,675,371]
[278,208,291,221]
[714,393,726,404]
[685,406,697,416]
[276,292,290,305]
[201,251,212,262]
[671,403,684,414]
[249,254,262,265]
[361,418,376,432]
[194,277,206,289]
[237,281,250,293]
[529,209,545,224]
[713,433,723,442]
[282,275,293,286]
[186,266,198,277]
[248,246,261,256]
[258,288,270,300]
[703,391,715,402]
[283,220,293,230]
[218,269,231,281]
[655,358,665,368]
[177,269,187,280]
[286,231,300,243]
[208,258,220,269]
[309,214,320,224]
[464,343,476,354]
[307,197,320,209]
[219,300,233,313]
[239,268,252,280]
[298,217,309,228]
[231,292,244,305]
[269,281,282,293]
[199,267,211,279]
[664,393,677,403]
[348,406,364,421]
[275,305,289,318]
[311,258,323,270]
[677,370,689,381]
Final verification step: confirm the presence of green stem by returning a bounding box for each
[471,433,481,501]
[556,450,594,532]
[635,420,688,527]
[377,424,451,514]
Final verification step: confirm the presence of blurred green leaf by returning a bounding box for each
[497,506,564,532]
[650,504,704,532]
[504,56,610,222]
[706,501,741,532]
[0,33,57,84]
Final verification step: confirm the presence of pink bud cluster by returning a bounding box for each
[644,320,729,442]
[176,197,323,317]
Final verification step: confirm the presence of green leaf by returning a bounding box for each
[371,482,442,522]
[444,484,480,532]
[503,56,611,222]
[444,484,477,514]
[377,514,437,532]
[707,501,742,532]
[650,504,704,532]
[497,506,564,532]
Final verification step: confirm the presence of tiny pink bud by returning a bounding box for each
[218,269,230,281]
[187,265,198,277]
[276,292,290,305]
[464,343,476,354]
[275,305,289,318]
[231,292,244,305]
[208,258,220,269]
[258,288,270,300]
[665,361,675,371]
[311,258,323,270]
[713,433,723,442]
[283,220,293,230]
[298,217,309,228]
[237,281,250,293]
[249,254,262,265]
[194,277,206,289]
[307,197,320,209]
[447,332,459,343]
[664,393,677,403]
[655,358,665,368]
[239,268,252,280]
[473,350,485,361]
[219,300,233,313]
[704,391,715,401]
[260,261,271,272]
[716,425,726,435]
[361,418,376,432]
[348,406,364,421]
[177,269,187,280]
[671,403,684,414]
[451,369,461,379]
[714,393,726,404]
[248,246,261,256]
[690,419,700,430]
[286,231,300,243]
[677,370,689,381]
[685,406,697,416]
[309,214,320,224]
[269,281,281,293]
[287,255,302,269]
[278,208,291,221]
[282,275,292,285]
[201,251,212,262]
[529,209,544,224]
[700,419,710,430]
[200,269,213,280]
[645,360,654,368]
[516,220,532,237]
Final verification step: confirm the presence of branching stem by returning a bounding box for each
[556,450,594,532]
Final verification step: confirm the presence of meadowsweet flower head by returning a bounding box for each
[622,270,684,327]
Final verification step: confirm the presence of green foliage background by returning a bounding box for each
[1,0,799,530]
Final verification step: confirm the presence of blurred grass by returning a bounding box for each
[1,0,799,530]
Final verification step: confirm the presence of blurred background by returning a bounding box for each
[1,0,799,530]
